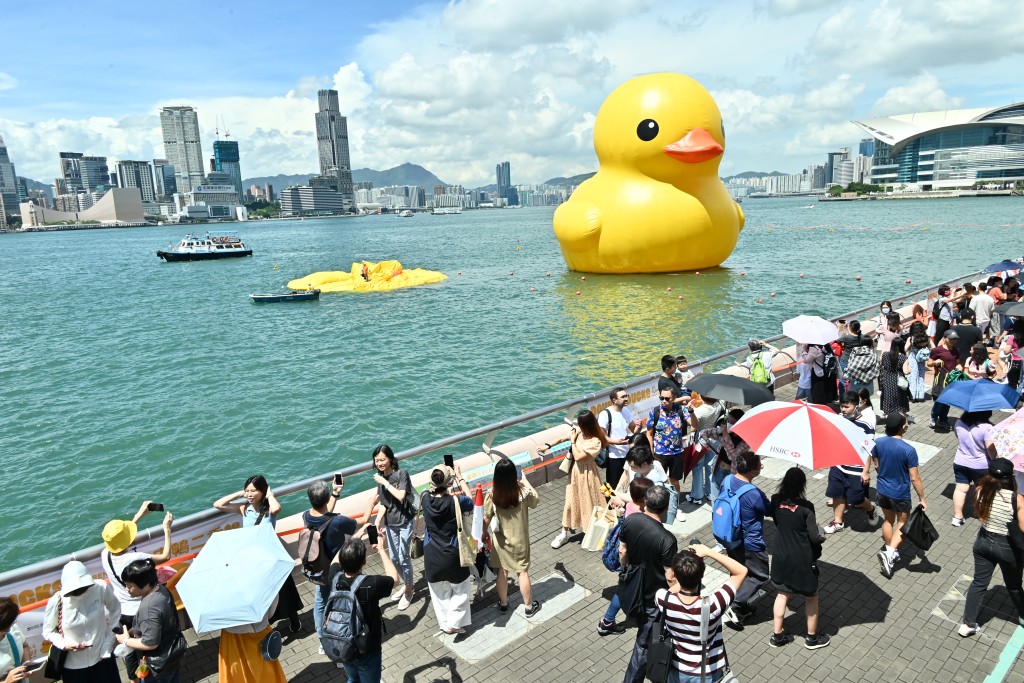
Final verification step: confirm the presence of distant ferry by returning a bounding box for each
[157,232,253,262]
[431,207,462,215]
[399,210,413,217]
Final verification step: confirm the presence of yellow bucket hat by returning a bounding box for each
[101,519,138,554]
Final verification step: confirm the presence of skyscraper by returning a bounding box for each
[116,160,156,202]
[79,156,110,193]
[495,161,518,205]
[0,136,19,215]
[212,140,243,202]
[160,106,206,194]
[152,159,177,200]
[314,89,354,206]
[58,152,85,194]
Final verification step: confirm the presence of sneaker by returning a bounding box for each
[597,619,626,636]
[288,616,302,633]
[866,504,877,522]
[769,632,794,648]
[951,516,966,527]
[525,600,542,618]
[823,520,844,534]
[684,494,699,504]
[723,607,745,629]
[551,530,570,548]
[498,602,509,614]
[906,415,916,425]
[676,509,687,522]
[929,419,936,428]
[877,550,893,579]
[804,633,831,650]
[318,643,325,656]
[397,593,412,611]
[958,623,980,637]
[390,588,406,602]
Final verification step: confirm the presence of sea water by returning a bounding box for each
[1,196,1021,570]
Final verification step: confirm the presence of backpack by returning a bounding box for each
[818,347,839,379]
[711,475,757,549]
[298,516,336,585]
[601,516,625,572]
[321,574,371,664]
[647,407,687,446]
[749,353,770,385]
[932,299,950,321]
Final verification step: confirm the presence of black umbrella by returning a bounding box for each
[994,301,1024,317]
[686,373,775,406]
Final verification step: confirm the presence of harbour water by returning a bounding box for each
[1,196,1021,571]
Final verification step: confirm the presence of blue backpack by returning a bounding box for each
[601,516,625,572]
[711,475,756,549]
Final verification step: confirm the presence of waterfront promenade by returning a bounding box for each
[168,382,1024,683]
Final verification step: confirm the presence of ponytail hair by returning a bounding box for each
[975,473,1015,524]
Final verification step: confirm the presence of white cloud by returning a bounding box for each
[871,73,964,116]
[0,72,16,91]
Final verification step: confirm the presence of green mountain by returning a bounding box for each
[542,172,596,187]
[243,163,447,192]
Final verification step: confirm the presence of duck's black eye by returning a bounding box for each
[636,119,659,141]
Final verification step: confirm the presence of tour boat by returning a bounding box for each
[431,207,462,215]
[399,210,413,217]
[250,289,321,303]
[157,232,253,261]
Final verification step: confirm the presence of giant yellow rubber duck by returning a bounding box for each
[553,73,744,273]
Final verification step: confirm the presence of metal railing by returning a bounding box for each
[0,268,985,587]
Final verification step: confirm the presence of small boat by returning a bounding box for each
[157,232,253,261]
[250,289,321,303]
[399,210,413,217]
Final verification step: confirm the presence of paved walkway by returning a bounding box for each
[172,384,1024,683]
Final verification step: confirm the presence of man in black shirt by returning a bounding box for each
[327,537,400,682]
[620,486,678,683]
[951,309,983,365]
[657,354,690,404]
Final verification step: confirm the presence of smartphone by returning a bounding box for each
[112,625,125,635]
[334,473,344,486]
[147,503,164,512]
[23,659,46,673]
[443,453,455,468]
[515,464,523,480]
[367,526,379,545]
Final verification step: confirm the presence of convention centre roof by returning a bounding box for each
[852,102,1024,154]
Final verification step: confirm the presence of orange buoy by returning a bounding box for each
[530,287,536,292]
[546,272,551,277]
[581,276,586,281]
[677,295,683,300]
[695,271,700,275]
[667,287,672,292]
[770,292,776,297]
[575,290,581,296]
[458,271,462,275]
[855,275,862,281]
[740,272,746,276]
[800,273,805,278]
[906,279,912,284]
[757,298,764,303]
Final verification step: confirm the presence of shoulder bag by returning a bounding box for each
[595,409,612,469]
[558,430,578,475]
[43,599,67,681]
[617,562,646,618]
[453,499,475,567]
[645,594,673,683]
[145,630,187,674]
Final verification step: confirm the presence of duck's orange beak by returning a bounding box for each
[663,128,723,163]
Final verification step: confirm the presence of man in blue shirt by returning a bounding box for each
[722,453,771,627]
[872,413,927,578]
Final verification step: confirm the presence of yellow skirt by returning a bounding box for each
[218,625,287,683]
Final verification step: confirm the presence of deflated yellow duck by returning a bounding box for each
[553,73,744,273]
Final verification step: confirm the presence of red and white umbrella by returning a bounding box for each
[730,401,873,470]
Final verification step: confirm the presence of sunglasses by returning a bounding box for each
[659,396,673,402]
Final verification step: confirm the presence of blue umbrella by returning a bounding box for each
[983,260,1022,273]
[936,378,1021,412]
[175,523,294,633]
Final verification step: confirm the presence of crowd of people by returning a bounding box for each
[4,274,1024,683]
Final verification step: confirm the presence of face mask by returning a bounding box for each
[881,307,890,314]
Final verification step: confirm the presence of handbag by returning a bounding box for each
[580,504,617,552]
[645,595,673,683]
[453,503,475,568]
[409,534,424,559]
[595,409,613,469]
[260,630,281,661]
[43,599,67,681]
[146,631,187,674]
[900,504,939,551]
[897,374,910,390]
[558,446,575,475]
[617,563,646,617]
[930,366,948,399]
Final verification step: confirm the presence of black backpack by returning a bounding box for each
[320,574,371,664]
[298,516,336,585]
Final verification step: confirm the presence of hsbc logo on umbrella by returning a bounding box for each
[770,445,801,459]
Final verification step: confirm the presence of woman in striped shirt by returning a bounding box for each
[654,545,747,682]
[958,458,1024,637]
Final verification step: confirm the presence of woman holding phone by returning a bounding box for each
[421,465,474,634]
[371,444,417,611]
[0,598,31,683]
[542,410,607,549]
[42,561,122,683]
[214,475,303,632]
[484,459,541,617]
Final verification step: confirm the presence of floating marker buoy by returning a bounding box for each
[855,275,862,281]
[273,265,279,270]
[757,298,764,303]
[906,279,912,284]
[530,287,536,292]
[677,295,683,300]
[828,228,835,232]
[800,273,805,278]
[767,229,773,233]
[770,292,776,297]
[923,227,928,231]
[667,287,673,292]
[740,272,746,276]
[695,271,700,275]
[458,271,462,275]
[509,272,514,276]
[516,246,521,251]
[581,276,586,281]
[546,272,551,277]
[575,290,581,296]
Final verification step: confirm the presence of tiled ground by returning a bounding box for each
[170,383,1024,683]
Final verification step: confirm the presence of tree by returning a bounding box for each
[827,185,844,197]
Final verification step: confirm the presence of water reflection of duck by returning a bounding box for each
[553,73,743,274]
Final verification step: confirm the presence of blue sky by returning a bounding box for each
[2,0,1022,187]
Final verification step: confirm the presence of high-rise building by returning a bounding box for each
[79,156,111,193]
[0,136,19,216]
[58,152,84,194]
[116,160,156,202]
[152,159,177,200]
[495,161,518,205]
[859,138,875,158]
[212,139,243,201]
[314,89,354,207]
[263,183,273,202]
[824,147,851,187]
[160,106,206,194]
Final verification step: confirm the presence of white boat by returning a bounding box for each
[156,232,253,262]
[431,207,462,215]
[399,210,413,217]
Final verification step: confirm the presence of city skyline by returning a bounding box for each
[1,0,1022,188]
